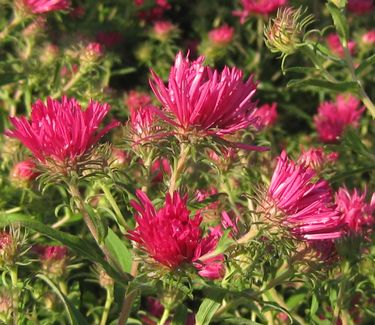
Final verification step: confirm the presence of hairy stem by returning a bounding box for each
[10,267,19,325]
[169,143,190,195]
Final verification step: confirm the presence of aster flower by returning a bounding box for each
[335,188,375,234]
[347,0,373,14]
[127,190,224,279]
[10,159,39,186]
[297,147,338,172]
[152,21,176,41]
[234,0,287,23]
[253,103,278,129]
[265,151,343,241]
[208,24,235,46]
[326,33,356,58]
[5,97,119,169]
[129,105,158,141]
[362,29,375,45]
[150,52,263,150]
[19,0,70,14]
[314,95,364,143]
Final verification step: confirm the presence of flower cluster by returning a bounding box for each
[314,94,364,143]
[127,190,224,279]
[266,151,343,241]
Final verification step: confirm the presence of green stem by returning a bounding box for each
[10,267,19,325]
[332,262,350,325]
[0,16,22,41]
[100,182,129,231]
[158,308,170,325]
[100,287,114,325]
[117,289,138,325]
[343,46,375,118]
[169,143,190,194]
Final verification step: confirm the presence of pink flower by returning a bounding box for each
[314,95,364,143]
[38,246,68,261]
[20,0,70,14]
[10,159,38,183]
[5,97,119,167]
[298,147,338,172]
[326,33,356,58]
[234,0,287,23]
[362,29,375,45]
[267,151,343,240]
[152,20,176,40]
[347,0,373,14]
[150,158,171,183]
[127,190,224,279]
[208,24,234,46]
[335,188,375,234]
[125,90,152,111]
[253,103,278,129]
[129,105,157,140]
[150,52,259,137]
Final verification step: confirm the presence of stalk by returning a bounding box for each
[169,143,190,194]
[10,267,19,325]
[100,287,114,325]
[158,308,170,325]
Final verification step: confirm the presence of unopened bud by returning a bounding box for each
[265,7,314,56]
[152,21,176,42]
[39,246,68,278]
[99,269,114,288]
[0,290,12,321]
[80,42,104,66]
[10,159,38,187]
[0,232,17,268]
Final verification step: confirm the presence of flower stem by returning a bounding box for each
[332,261,350,325]
[158,308,170,325]
[0,15,22,41]
[169,142,190,194]
[10,267,19,325]
[99,182,129,231]
[117,289,138,325]
[343,46,375,118]
[100,287,114,325]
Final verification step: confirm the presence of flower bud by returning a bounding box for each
[208,24,234,47]
[0,232,17,268]
[38,246,68,278]
[0,290,12,322]
[99,269,114,289]
[10,159,38,187]
[80,42,104,66]
[265,7,314,56]
[152,21,176,42]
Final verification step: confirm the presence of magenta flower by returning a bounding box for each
[150,52,260,142]
[20,0,70,14]
[335,188,375,234]
[127,190,224,279]
[152,20,176,40]
[362,30,375,45]
[129,105,157,139]
[347,0,373,14]
[253,103,278,129]
[298,147,338,172]
[234,0,287,23]
[5,97,119,167]
[10,159,38,184]
[267,151,343,240]
[314,95,364,143]
[208,24,235,46]
[326,33,356,58]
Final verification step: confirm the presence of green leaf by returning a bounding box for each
[36,274,89,325]
[326,3,349,43]
[216,318,262,325]
[287,79,359,92]
[355,54,375,76]
[195,293,224,325]
[111,67,137,76]
[105,228,132,273]
[171,304,188,325]
[310,294,319,318]
[0,73,26,87]
[0,213,129,285]
[84,203,108,244]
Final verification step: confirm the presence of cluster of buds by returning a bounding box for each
[265,7,314,57]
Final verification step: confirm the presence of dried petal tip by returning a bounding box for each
[265,7,314,57]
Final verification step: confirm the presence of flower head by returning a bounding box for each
[266,151,343,241]
[314,94,364,143]
[298,147,338,172]
[208,24,235,46]
[347,0,373,14]
[5,97,119,170]
[129,105,158,141]
[253,103,278,129]
[36,245,68,277]
[127,190,224,279]
[150,52,258,138]
[10,159,39,186]
[326,33,356,58]
[19,0,70,14]
[265,7,314,56]
[362,29,375,45]
[335,188,375,234]
[234,0,288,23]
[125,90,152,112]
[152,20,176,41]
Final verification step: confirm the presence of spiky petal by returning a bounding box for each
[127,190,224,279]
[267,151,343,240]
